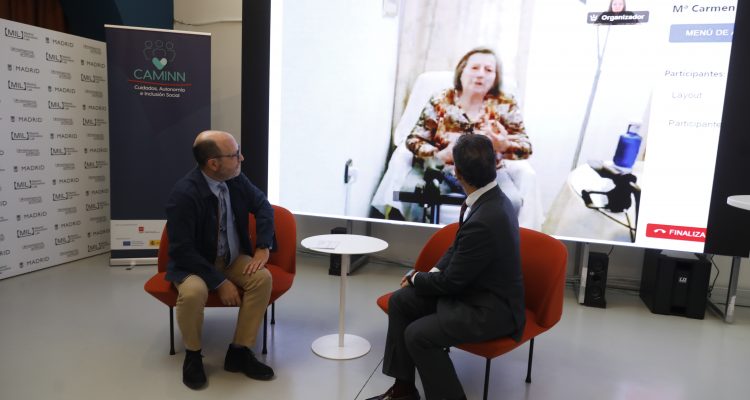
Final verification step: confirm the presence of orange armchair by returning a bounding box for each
[144,205,297,355]
[376,224,567,400]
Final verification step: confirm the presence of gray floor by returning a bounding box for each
[1,253,749,400]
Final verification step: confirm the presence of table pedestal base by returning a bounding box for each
[311,334,371,360]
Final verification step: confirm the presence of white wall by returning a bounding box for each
[171,0,749,304]
[173,0,242,137]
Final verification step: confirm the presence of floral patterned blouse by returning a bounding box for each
[405,88,531,168]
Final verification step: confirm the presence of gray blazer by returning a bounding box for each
[413,185,526,342]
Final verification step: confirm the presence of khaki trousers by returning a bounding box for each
[175,254,272,351]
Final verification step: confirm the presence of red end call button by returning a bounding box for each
[646,224,706,242]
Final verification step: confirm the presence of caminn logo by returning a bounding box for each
[132,39,187,83]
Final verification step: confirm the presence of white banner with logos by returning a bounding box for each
[0,19,110,280]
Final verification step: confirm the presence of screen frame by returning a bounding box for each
[241,0,750,257]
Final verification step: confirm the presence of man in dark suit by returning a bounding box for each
[367,134,526,400]
[165,130,275,389]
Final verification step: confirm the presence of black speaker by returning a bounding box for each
[328,227,365,276]
[328,227,347,275]
[583,252,609,308]
[640,250,710,319]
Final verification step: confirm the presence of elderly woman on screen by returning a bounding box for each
[401,47,532,220]
[609,0,626,13]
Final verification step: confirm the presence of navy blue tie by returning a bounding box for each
[217,183,230,265]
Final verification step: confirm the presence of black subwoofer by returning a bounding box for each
[640,250,710,319]
[584,252,609,308]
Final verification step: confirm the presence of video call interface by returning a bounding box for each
[266,0,739,254]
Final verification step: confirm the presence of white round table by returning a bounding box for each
[719,195,750,323]
[727,195,750,211]
[301,234,388,359]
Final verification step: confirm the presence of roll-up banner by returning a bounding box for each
[0,18,110,280]
[105,25,210,266]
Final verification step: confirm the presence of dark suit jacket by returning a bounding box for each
[164,167,275,289]
[413,185,526,342]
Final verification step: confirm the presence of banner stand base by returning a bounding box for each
[110,258,158,267]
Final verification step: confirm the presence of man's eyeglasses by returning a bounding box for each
[212,150,241,160]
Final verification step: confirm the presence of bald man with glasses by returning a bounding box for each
[165,130,275,389]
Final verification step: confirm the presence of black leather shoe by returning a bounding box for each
[224,345,274,380]
[365,386,420,400]
[182,349,207,390]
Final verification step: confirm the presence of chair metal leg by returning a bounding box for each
[483,358,491,400]
[271,302,276,324]
[262,310,268,354]
[169,307,176,355]
[525,338,535,383]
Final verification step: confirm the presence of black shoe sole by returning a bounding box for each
[224,364,274,380]
[183,379,207,390]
